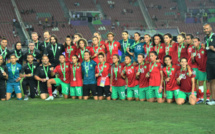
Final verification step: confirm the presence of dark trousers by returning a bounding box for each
[22,79,37,98]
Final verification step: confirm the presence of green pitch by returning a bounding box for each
[0,98,214,134]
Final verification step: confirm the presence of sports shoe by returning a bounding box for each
[59,94,63,98]
[24,96,29,101]
[196,100,204,104]
[45,96,54,101]
[206,100,215,105]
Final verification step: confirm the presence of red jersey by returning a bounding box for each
[153,43,165,64]
[162,65,180,91]
[53,62,70,84]
[144,43,154,63]
[123,64,138,87]
[192,46,207,72]
[177,43,188,64]
[176,69,196,92]
[148,62,162,86]
[138,63,149,88]
[95,62,110,86]
[76,46,91,63]
[105,41,121,64]
[187,44,198,68]
[65,45,77,62]
[70,64,83,87]
[165,42,178,65]
[90,46,106,64]
[111,63,126,87]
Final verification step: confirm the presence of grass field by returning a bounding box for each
[0,98,215,134]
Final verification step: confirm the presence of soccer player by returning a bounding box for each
[23,41,41,64]
[119,31,134,62]
[81,51,98,100]
[177,32,188,64]
[31,32,41,50]
[73,33,83,45]
[39,31,50,55]
[164,33,178,65]
[176,57,196,105]
[93,32,105,47]
[146,51,164,103]
[105,32,121,64]
[21,54,39,100]
[121,56,139,101]
[163,55,180,103]
[6,55,22,100]
[203,24,215,105]
[10,42,23,64]
[0,38,11,64]
[127,32,145,64]
[110,54,126,100]
[45,34,65,67]
[46,55,70,100]
[152,34,165,64]
[144,34,154,63]
[90,36,105,64]
[64,35,77,62]
[95,52,111,100]
[34,55,54,100]
[136,54,149,101]
[76,38,91,63]
[0,55,8,101]
[70,55,83,99]
[192,37,208,104]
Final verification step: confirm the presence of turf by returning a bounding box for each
[0,98,215,134]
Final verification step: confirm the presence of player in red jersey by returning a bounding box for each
[152,34,165,64]
[176,57,196,105]
[90,36,106,64]
[136,53,149,101]
[110,54,126,100]
[95,52,111,100]
[76,38,91,63]
[163,55,180,103]
[164,33,178,65]
[192,37,209,103]
[70,55,83,99]
[46,55,71,100]
[177,32,188,64]
[121,56,139,101]
[146,51,164,103]
[93,32,106,48]
[73,33,83,46]
[64,36,77,62]
[105,32,121,64]
[144,34,154,63]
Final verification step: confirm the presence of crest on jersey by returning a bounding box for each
[131,66,134,69]
[66,65,68,68]
[201,51,204,54]
[90,64,93,67]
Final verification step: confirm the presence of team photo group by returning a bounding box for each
[0,23,215,106]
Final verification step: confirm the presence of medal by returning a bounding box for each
[206,47,209,50]
[51,43,58,59]
[85,60,90,77]
[72,63,77,81]
[115,77,117,80]
[60,62,66,82]
[98,62,105,76]
[43,65,49,80]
